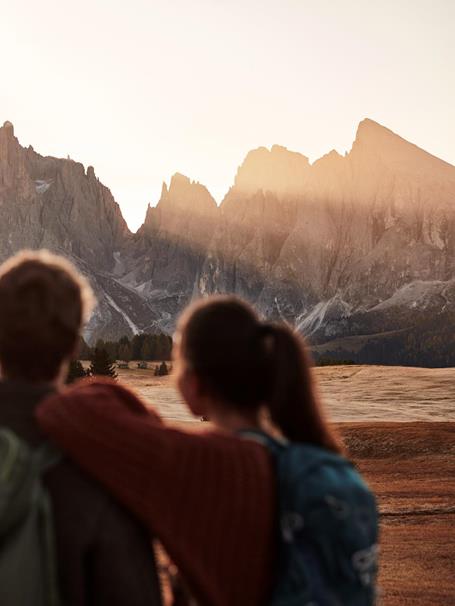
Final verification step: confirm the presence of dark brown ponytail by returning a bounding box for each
[178,296,344,454]
[259,323,343,453]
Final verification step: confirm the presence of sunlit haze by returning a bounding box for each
[1,0,453,231]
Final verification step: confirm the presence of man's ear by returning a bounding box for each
[70,337,80,360]
[57,358,71,386]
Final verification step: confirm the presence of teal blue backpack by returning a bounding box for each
[0,428,61,606]
[242,430,379,606]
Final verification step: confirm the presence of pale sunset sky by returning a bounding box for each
[1,0,453,231]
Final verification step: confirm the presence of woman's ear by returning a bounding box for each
[177,368,209,417]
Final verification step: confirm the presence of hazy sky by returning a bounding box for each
[1,0,453,231]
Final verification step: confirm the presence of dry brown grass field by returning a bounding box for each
[115,363,455,605]
[341,423,455,605]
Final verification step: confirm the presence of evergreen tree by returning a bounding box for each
[132,334,145,360]
[157,361,169,376]
[66,360,87,384]
[118,343,132,362]
[88,348,118,379]
[156,334,171,360]
[141,337,153,361]
[83,332,171,365]
[104,340,119,361]
[95,338,106,350]
[79,337,92,360]
[119,335,130,346]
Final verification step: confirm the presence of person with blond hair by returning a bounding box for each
[0,250,161,606]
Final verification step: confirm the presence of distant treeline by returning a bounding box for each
[80,333,173,362]
[353,322,455,367]
[311,312,455,368]
[314,357,355,366]
[80,315,455,370]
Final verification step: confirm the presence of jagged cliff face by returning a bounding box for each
[1,118,455,354]
[298,119,455,347]
[194,119,455,351]
[0,121,152,341]
[118,174,218,332]
[0,122,129,269]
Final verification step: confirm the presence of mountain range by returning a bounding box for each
[1,118,455,365]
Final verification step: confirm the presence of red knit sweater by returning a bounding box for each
[37,380,275,606]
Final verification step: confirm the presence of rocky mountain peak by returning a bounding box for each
[86,165,96,179]
[0,121,19,155]
[139,172,218,240]
[137,202,157,235]
[158,172,217,213]
[232,144,310,197]
[160,181,169,197]
[0,123,130,271]
[350,118,455,194]
[352,118,413,156]
[169,172,191,187]
[0,121,27,191]
[355,117,390,137]
[311,148,344,169]
[353,118,447,166]
[1,121,14,137]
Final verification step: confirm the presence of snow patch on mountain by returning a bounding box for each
[112,251,126,276]
[370,280,454,312]
[297,296,352,336]
[35,179,52,193]
[104,293,140,335]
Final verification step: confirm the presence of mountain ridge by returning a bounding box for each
[1,118,455,365]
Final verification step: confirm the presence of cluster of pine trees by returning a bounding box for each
[67,332,173,384]
[314,357,355,366]
[79,333,173,362]
[67,348,118,383]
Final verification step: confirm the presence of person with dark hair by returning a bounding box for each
[175,296,344,451]
[38,295,378,605]
[0,250,162,606]
[175,297,378,604]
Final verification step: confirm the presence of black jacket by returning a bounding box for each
[0,380,162,606]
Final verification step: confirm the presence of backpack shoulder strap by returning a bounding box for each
[0,428,61,606]
[239,428,340,606]
[0,428,32,532]
[32,441,62,472]
[0,427,27,478]
[237,428,288,455]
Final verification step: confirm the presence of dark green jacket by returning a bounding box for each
[0,380,162,606]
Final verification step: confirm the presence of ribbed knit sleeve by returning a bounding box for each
[37,380,275,606]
